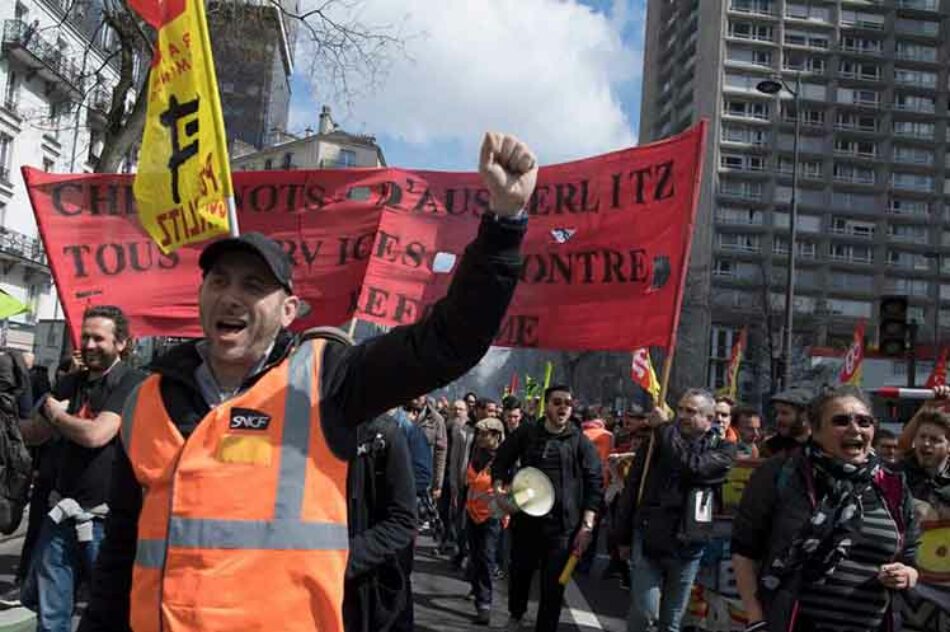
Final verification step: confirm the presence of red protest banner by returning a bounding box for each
[23,123,706,351]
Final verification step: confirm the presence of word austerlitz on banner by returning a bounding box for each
[129,0,236,252]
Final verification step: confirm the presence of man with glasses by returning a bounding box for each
[491,385,603,631]
[613,388,736,632]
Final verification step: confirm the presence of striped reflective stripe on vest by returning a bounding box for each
[135,519,348,568]
[133,340,344,571]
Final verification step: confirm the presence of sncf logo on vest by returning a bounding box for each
[229,408,272,431]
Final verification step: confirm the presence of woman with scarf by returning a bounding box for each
[731,384,920,632]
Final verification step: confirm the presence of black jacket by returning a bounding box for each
[78,215,526,632]
[903,454,950,517]
[613,423,736,557]
[343,416,416,632]
[491,419,603,535]
[731,453,920,632]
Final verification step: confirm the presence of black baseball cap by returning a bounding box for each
[198,232,294,293]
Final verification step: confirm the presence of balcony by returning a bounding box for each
[2,20,84,98]
[897,0,939,12]
[0,226,48,267]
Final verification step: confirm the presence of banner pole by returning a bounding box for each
[637,350,673,505]
[227,196,239,237]
[347,318,359,339]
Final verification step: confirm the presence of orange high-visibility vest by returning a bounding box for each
[465,462,495,525]
[120,340,349,632]
[583,425,613,490]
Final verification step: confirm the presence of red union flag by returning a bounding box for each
[22,123,707,350]
[631,348,661,402]
[839,320,866,386]
[926,347,947,388]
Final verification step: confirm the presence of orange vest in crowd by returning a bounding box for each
[120,340,350,632]
[466,462,495,525]
[582,422,614,490]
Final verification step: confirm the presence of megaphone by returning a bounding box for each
[498,467,555,517]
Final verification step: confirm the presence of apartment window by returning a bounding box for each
[339,149,358,166]
[888,224,929,243]
[775,186,824,206]
[778,133,823,153]
[834,138,877,158]
[837,88,879,107]
[888,198,929,217]
[833,163,875,185]
[826,299,872,318]
[943,284,950,301]
[728,22,773,42]
[721,153,765,171]
[894,120,934,139]
[770,294,817,314]
[773,238,816,258]
[783,52,825,74]
[263,158,273,170]
[831,244,873,263]
[721,125,768,146]
[839,60,880,81]
[840,10,885,30]
[781,105,824,126]
[281,152,293,169]
[831,217,876,238]
[895,20,940,38]
[886,278,930,297]
[724,73,768,92]
[891,172,933,192]
[713,259,736,278]
[729,0,773,14]
[834,112,877,132]
[715,259,760,281]
[841,36,882,54]
[893,145,933,166]
[942,230,950,248]
[895,69,938,89]
[830,273,874,292]
[887,250,930,270]
[833,191,878,211]
[716,207,764,225]
[726,46,773,68]
[897,0,938,11]
[724,99,769,120]
[774,213,822,232]
[777,158,822,179]
[3,72,17,111]
[786,3,829,21]
[718,233,761,252]
[719,179,763,200]
[784,29,829,48]
[894,94,936,114]
[0,134,12,183]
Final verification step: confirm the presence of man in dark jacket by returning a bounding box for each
[491,385,603,631]
[78,132,537,631]
[343,415,416,632]
[614,388,736,632]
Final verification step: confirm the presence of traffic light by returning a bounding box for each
[878,295,908,357]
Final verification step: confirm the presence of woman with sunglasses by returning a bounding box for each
[731,384,920,632]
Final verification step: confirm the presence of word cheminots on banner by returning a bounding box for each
[129,0,234,252]
[22,123,707,351]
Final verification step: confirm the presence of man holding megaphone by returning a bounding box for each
[491,385,603,631]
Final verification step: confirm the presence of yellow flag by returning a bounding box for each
[631,348,673,415]
[130,0,235,253]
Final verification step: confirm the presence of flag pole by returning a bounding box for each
[637,349,673,505]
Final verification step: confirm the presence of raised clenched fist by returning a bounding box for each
[478,132,538,217]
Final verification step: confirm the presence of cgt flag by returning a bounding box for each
[129,0,235,253]
[716,327,747,401]
[839,320,866,386]
[926,347,947,389]
[631,348,661,404]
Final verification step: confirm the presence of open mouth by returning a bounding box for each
[841,438,866,455]
[215,318,248,337]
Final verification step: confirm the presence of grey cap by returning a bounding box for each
[770,386,813,409]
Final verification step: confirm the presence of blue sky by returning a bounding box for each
[288,0,646,171]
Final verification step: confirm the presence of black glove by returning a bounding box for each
[745,622,767,632]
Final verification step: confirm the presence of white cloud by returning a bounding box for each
[292,0,641,166]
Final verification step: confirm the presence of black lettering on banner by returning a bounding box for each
[299,240,322,267]
[654,160,674,200]
[337,232,376,266]
[519,250,649,286]
[51,183,85,216]
[250,185,278,213]
[88,185,119,216]
[529,180,600,216]
[494,315,540,347]
[63,244,91,278]
[392,293,430,324]
[95,243,125,276]
[412,189,441,215]
[362,287,389,318]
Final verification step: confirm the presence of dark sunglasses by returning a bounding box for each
[829,413,875,429]
[550,398,573,407]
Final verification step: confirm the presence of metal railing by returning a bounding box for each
[2,19,85,92]
[0,226,48,266]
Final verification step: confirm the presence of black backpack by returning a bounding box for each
[0,409,32,534]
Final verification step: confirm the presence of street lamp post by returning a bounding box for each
[757,73,801,392]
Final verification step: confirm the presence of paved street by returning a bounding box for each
[0,530,632,631]
[412,535,630,631]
